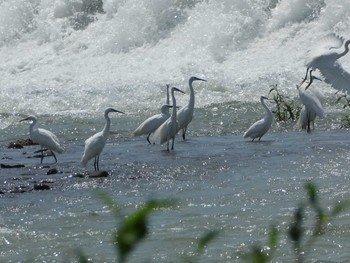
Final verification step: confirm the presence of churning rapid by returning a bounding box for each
[1,0,350,124]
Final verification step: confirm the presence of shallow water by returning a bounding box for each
[2,0,350,262]
[1,126,350,262]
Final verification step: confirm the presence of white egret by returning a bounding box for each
[296,68,324,133]
[81,108,124,171]
[133,85,171,144]
[152,87,185,151]
[243,96,274,141]
[133,104,171,144]
[20,116,64,163]
[177,76,207,140]
[306,33,350,93]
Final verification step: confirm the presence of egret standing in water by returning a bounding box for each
[306,33,350,93]
[20,116,64,163]
[152,87,185,151]
[133,85,171,144]
[81,108,124,171]
[296,68,324,133]
[177,76,207,140]
[243,96,274,141]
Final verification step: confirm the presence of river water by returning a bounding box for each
[1,0,350,262]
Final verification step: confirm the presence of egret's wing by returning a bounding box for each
[133,114,167,136]
[305,33,344,66]
[151,119,169,144]
[243,119,264,138]
[317,61,350,94]
[36,128,64,153]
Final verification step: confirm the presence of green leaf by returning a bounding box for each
[115,199,176,262]
[197,230,219,254]
[305,183,318,204]
[268,225,279,250]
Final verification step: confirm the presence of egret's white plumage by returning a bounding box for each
[152,87,185,151]
[306,33,350,93]
[133,85,171,144]
[133,104,171,144]
[177,76,207,140]
[81,108,124,171]
[296,68,324,133]
[20,116,64,163]
[243,96,273,141]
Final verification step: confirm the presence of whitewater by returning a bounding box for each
[1,0,350,262]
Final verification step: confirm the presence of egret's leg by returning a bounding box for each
[96,155,100,171]
[52,151,58,163]
[182,127,187,140]
[171,137,175,150]
[307,112,311,134]
[94,156,97,171]
[147,134,151,144]
[40,146,44,164]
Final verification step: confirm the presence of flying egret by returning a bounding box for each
[81,108,124,171]
[152,87,185,151]
[177,76,207,140]
[296,68,324,133]
[243,96,274,141]
[133,85,171,144]
[306,33,350,93]
[20,116,64,163]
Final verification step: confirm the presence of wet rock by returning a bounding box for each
[14,138,38,147]
[72,173,86,178]
[1,163,25,169]
[9,186,28,194]
[0,190,5,194]
[7,142,23,149]
[88,171,109,178]
[47,168,58,175]
[34,183,51,190]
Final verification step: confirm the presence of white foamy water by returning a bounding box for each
[1,0,350,262]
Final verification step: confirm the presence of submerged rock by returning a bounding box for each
[47,168,58,175]
[34,183,51,190]
[1,163,25,169]
[88,171,109,178]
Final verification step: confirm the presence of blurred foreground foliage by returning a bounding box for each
[68,182,350,263]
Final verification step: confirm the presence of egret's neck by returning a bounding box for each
[102,113,111,136]
[29,120,36,133]
[171,90,177,120]
[337,40,350,59]
[166,85,170,105]
[188,81,195,107]
[261,99,272,119]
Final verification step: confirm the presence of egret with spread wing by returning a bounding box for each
[152,87,185,151]
[296,68,324,133]
[243,96,274,141]
[81,108,124,171]
[306,33,350,93]
[177,76,207,140]
[20,116,64,163]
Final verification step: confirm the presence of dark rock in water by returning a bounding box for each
[71,173,86,178]
[15,138,38,146]
[9,186,28,194]
[34,183,51,190]
[88,171,109,178]
[47,168,58,175]
[7,142,23,149]
[1,163,25,169]
[0,190,5,194]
